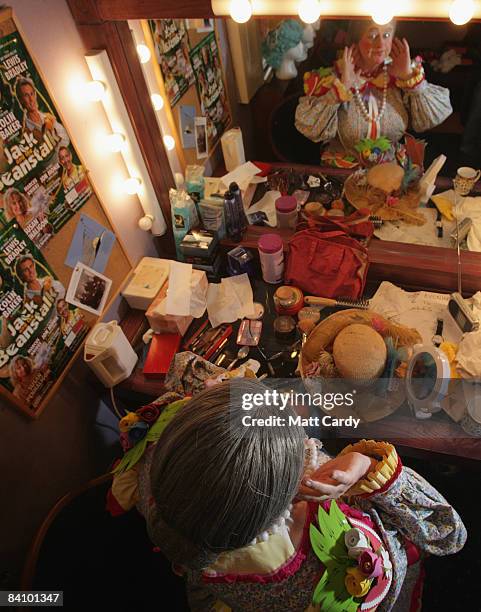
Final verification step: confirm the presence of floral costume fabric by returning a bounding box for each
[108,355,466,612]
[295,59,452,167]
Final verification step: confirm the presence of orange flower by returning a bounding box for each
[345,567,371,598]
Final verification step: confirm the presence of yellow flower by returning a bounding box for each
[362,149,371,158]
[345,567,372,598]
[119,412,140,432]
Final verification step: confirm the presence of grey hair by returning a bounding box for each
[147,379,305,569]
[347,18,397,44]
[15,76,36,103]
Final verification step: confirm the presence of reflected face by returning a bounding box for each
[358,25,394,67]
[9,191,27,216]
[18,258,37,283]
[58,147,72,170]
[15,358,31,379]
[19,83,38,112]
[57,299,69,319]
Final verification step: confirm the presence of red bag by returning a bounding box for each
[284,213,371,299]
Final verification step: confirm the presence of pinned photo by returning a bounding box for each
[195,116,208,159]
[66,262,112,316]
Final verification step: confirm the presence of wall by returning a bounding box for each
[0,0,159,586]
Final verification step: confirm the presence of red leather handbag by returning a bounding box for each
[284,212,371,299]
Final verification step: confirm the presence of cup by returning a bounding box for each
[454,166,481,196]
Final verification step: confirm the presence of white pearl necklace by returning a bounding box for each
[352,65,388,125]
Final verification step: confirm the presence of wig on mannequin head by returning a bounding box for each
[262,19,304,70]
[147,379,305,570]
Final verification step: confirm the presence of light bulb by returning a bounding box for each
[298,0,322,24]
[449,0,475,25]
[151,93,164,110]
[136,43,151,63]
[138,214,154,231]
[124,177,141,195]
[163,135,176,151]
[371,1,394,25]
[106,132,126,153]
[85,80,106,102]
[230,0,252,23]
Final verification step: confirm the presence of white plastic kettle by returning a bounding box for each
[84,321,138,387]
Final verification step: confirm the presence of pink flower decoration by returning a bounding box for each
[119,431,133,452]
[358,550,383,578]
[371,316,386,333]
[386,195,399,207]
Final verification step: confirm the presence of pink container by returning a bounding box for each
[258,234,284,284]
[275,195,298,229]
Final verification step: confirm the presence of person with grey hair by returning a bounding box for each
[109,378,466,611]
[15,76,69,147]
[16,253,65,304]
[296,20,452,167]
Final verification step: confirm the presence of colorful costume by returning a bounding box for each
[108,353,466,612]
[295,59,452,168]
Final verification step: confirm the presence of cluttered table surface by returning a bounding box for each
[117,279,481,467]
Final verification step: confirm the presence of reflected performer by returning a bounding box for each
[295,21,452,167]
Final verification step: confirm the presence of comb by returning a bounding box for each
[369,215,383,228]
[304,296,370,310]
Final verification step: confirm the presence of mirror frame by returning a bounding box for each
[67,0,481,294]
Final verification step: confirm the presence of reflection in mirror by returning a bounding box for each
[138,15,481,261]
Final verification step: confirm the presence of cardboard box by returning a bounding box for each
[122,257,170,310]
[146,269,207,336]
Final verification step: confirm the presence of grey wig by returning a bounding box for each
[147,379,305,569]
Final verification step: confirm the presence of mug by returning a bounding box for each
[454,166,481,196]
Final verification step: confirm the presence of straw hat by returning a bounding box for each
[300,309,422,422]
[344,164,425,225]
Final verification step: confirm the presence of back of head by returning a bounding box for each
[147,379,305,569]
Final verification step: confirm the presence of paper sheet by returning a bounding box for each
[206,273,254,327]
[374,207,455,247]
[432,190,481,252]
[370,281,462,345]
[165,261,193,316]
[246,190,280,227]
[220,161,266,192]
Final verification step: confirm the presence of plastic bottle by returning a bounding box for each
[258,234,284,284]
[275,195,298,229]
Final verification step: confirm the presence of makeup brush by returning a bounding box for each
[304,296,370,310]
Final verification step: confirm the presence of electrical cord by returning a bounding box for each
[110,386,123,420]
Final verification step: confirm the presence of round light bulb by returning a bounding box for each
[230,0,252,23]
[371,1,394,25]
[449,0,475,25]
[298,0,322,24]
[151,93,164,111]
[106,132,126,153]
[163,135,176,151]
[138,214,154,231]
[85,80,106,102]
[124,177,141,195]
[136,43,151,63]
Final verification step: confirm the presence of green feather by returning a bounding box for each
[112,399,189,475]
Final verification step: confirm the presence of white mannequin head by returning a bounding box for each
[302,24,315,49]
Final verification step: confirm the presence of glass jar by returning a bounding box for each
[275,195,298,229]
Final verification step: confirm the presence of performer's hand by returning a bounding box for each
[389,37,412,80]
[44,114,55,131]
[43,277,52,291]
[297,452,375,500]
[341,46,361,90]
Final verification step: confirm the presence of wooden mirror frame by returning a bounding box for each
[67,0,481,294]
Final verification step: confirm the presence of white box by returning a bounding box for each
[122,257,170,310]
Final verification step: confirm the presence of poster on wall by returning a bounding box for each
[0,222,87,416]
[149,19,195,107]
[189,32,231,152]
[0,14,91,250]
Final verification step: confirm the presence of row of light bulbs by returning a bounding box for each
[230,0,478,26]
[83,40,176,197]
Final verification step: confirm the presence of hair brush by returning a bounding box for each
[304,295,370,310]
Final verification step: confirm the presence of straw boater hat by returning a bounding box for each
[344,162,426,225]
[300,309,422,422]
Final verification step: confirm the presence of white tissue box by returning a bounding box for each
[146,269,207,335]
[122,257,170,310]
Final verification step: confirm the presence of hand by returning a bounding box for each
[389,38,412,80]
[341,45,361,90]
[297,452,374,501]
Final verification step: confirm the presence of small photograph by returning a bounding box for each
[195,116,208,159]
[66,262,112,316]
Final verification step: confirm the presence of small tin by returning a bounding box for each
[273,315,296,340]
[273,286,304,315]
